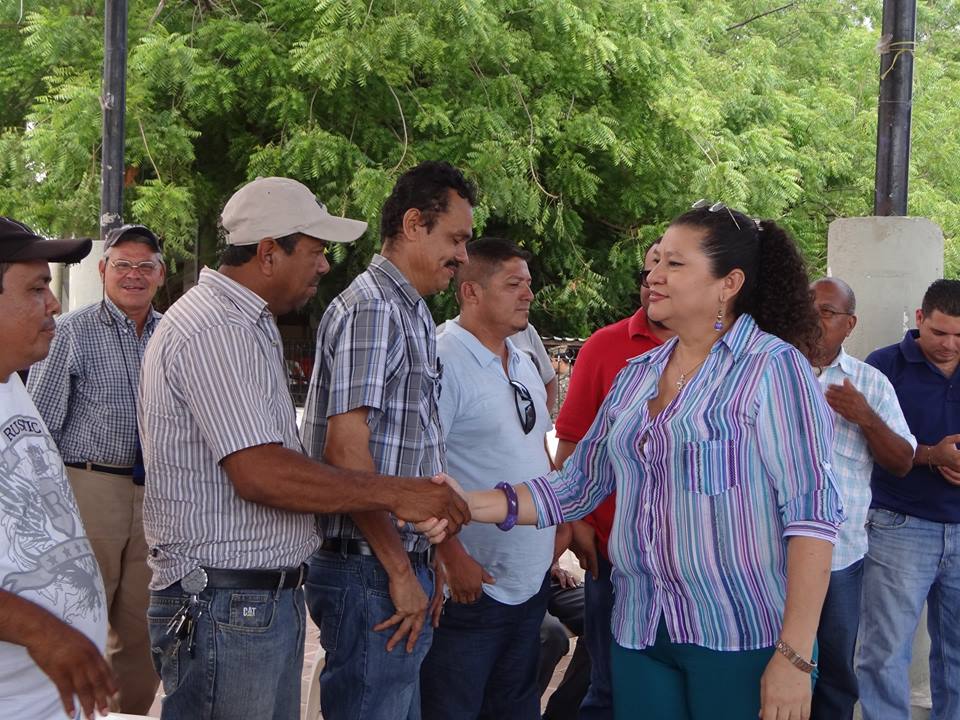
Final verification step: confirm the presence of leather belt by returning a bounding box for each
[320,538,434,566]
[65,461,135,477]
[179,565,307,592]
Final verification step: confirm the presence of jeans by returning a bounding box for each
[147,584,305,720]
[306,549,434,720]
[857,508,960,720]
[580,552,614,720]
[812,558,863,720]
[420,575,551,720]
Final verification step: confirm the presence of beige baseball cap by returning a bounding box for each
[221,177,367,246]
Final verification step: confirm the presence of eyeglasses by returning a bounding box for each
[816,306,854,321]
[640,269,651,289]
[109,259,160,275]
[691,198,743,231]
[509,380,537,434]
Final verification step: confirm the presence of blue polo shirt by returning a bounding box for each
[866,330,960,523]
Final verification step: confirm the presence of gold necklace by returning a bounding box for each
[675,356,708,391]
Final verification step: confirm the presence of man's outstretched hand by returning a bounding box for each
[394,473,471,543]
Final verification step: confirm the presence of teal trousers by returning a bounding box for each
[611,617,777,720]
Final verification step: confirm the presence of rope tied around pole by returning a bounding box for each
[877,38,917,81]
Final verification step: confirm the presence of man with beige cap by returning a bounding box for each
[139,177,469,720]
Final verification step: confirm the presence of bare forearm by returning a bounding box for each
[223,444,413,515]
[468,483,540,526]
[779,536,832,659]
[860,413,913,477]
[351,511,414,576]
[554,439,577,469]
[0,590,63,649]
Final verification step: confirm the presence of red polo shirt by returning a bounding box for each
[555,308,665,559]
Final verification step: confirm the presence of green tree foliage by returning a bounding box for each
[1,0,959,333]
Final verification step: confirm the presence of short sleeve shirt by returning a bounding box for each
[139,268,318,590]
[302,255,443,553]
[867,330,960,523]
[0,374,107,720]
[816,349,915,569]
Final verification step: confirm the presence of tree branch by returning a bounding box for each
[726,2,797,32]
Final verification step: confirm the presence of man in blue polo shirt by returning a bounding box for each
[420,238,555,720]
[858,279,960,720]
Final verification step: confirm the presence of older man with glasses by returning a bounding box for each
[806,277,915,720]
[27,223,166,714]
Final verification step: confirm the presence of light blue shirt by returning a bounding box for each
[437,320,555,605]
[816,349,916,570]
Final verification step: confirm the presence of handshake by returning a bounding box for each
[393,473,471,544]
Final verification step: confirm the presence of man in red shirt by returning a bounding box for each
[554,240,673,719]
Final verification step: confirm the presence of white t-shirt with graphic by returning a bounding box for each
[0,374,107,720]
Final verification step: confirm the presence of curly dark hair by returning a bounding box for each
[380,161,477,243]
[672,207,820,356]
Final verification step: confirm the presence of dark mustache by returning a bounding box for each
[445,260,462,270]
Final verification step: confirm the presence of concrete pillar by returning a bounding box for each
[65,239,106,312]
[827,217,943,360]
[827,216,942,718]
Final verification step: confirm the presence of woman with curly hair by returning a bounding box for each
[457,202,844,719]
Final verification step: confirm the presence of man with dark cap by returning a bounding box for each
[28,223,165,714]
[0,217,116,720]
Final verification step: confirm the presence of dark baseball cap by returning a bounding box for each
[103,223,162,253]
[0,216,92,264]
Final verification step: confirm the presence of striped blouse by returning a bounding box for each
[527,314,844,652]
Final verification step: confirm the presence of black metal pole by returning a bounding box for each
[874,0,917,216]
[100,0,128,240]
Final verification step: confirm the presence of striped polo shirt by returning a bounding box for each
[139,268,318,590]
[528,313,845,652]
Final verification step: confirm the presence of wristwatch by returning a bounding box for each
[775,639,816,674]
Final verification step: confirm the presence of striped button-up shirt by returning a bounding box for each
[27,298,161,466]
[302,254,443,553]
[816,349,915,570]
[139,268,318,590]
[528,314,845,652]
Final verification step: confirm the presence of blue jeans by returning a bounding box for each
[811,558,862,720]
[147,584,305,720]
[857,508,960,720]
[580,552,614,720]
[305,550,434,720]
[420,575,551,720]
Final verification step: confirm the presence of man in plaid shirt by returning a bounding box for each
[301,161,476,720]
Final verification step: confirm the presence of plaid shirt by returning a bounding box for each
[27,298,161,466]
[301,254,444,553]
[817,349,916,570]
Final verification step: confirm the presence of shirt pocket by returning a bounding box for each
[682,439,740,496]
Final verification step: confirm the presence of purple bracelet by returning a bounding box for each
[495,482,519,531]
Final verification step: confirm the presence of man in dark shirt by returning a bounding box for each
[858,279,960,720]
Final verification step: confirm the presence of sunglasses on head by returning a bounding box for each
[509,380,537,434]
[691,199,763,233]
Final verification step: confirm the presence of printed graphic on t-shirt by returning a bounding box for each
[0,414,103,625]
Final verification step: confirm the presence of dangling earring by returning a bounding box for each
[714,302,724,331]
